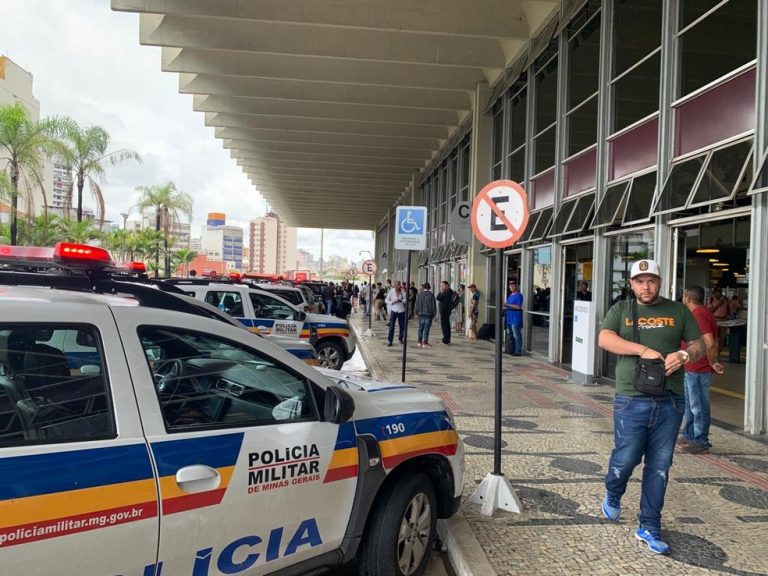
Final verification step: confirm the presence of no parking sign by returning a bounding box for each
[470,180,529,249]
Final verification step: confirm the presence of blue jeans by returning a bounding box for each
[605,393,685,532]
[683,372,712,448]
[388,311,405,344]
[324,299,333,315]
[506,324,522,354]
[418,315,433,343]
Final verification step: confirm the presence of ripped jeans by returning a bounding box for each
[605,393,685,532]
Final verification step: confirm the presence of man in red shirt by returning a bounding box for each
[681,285,724,453]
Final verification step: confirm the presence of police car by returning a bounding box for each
[0,244,464,576]
[164,280,356,371]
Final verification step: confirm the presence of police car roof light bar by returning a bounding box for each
[54,243,112,265]
[0,243,113,271]
[122,261,147,273]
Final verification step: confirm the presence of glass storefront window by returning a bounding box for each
[567,95,598,157]
[568,13,601,109]
[654,154,707,214]
[678,0,756,98]
[623,170,657,225]
[592,181,630,228]
[534,125,557,174]
[536,56,558,133]
[603,229,655,378]
[689,139,753,207]
[612,52,660,133]
[550,199,577,237]
[563,193,596,235]
[613,0,662,77]
[528,245,552,357]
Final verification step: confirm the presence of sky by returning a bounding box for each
[0,0,374,264]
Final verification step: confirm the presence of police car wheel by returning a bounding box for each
[316,341,344,370]
[359,473,436,576]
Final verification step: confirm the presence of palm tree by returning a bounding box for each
[56,218,102,244]
[59,122,141,224]
[17,214,62,246]
[0,102,69,244]
[102,228,131,261]
[135,182,193,277]
[134,228,164,268]
[172,248,198,277]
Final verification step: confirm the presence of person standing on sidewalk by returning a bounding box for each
[680,285,724,454]
[385,283,406,346]
[435,281,454,345]
[408,281,418,319]
[414,282,437,348]
[598,259,704,555]
[504,280,524,355]
[467,283,480,340]
[373,282,386,320]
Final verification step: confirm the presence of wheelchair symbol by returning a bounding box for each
[399,210,421,234]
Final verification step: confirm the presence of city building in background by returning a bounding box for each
[201,212,243,270]
[248,212,297,275]
[129,211,191,248]
[50,161,72,213]
[0,55,54,220]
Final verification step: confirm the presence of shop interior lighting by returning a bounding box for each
[708,259,719,263]
[696,248,720,254]
[713,263,729,267]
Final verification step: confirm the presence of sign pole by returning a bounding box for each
[401,250,412,382]
[468,179,529,517]
[493,247,503,475]
[368,274,373,333]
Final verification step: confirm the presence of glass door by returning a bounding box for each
[560,242,593,366]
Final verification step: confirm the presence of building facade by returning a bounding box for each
[0,55,54,219]
[201,212,243,270]
[248,212,297,275]
[375,0,768,435]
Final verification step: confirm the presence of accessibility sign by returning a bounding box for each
[470,180,529,249]
[394,206,427,250]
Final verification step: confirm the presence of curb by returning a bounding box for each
[350,319,497,576]
[438,515,496,576]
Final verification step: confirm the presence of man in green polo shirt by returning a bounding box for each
[598,259,704,555]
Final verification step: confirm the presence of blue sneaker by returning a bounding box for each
[601,493,621,521]
[635,527,669,554]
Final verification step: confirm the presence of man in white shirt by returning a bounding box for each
[385,282,407,346]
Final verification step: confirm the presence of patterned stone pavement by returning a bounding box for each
[349,312,768,576]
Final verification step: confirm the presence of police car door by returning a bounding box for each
[0,304,159,576]
[115,308,357,576]
[247,291,303,339]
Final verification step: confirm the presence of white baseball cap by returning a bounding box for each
[630,259,661,279]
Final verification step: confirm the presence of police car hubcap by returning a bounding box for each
[398,493,431,574]
[318,347,340,367]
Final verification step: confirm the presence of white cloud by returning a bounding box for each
[0,0,373,261]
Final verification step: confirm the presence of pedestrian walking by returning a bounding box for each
[414,282,437,347]
[453,284,465,333]
[598,259,704,555]
[373,282,386,320]
[504,280,523,355]
[435,281,454,345]
[408,282,418,319]
[322,282,334,316]
[680,285,724,454]
[385,283,406,346]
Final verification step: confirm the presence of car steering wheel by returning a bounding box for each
[154,359,185,394]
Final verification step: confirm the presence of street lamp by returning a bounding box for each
[120,212,129,230]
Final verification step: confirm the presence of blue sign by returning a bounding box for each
[394,206,427,250]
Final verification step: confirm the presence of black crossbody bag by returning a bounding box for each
[631,298,667,395]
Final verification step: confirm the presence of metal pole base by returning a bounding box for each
[470,473,522,516]
[362,328,375,337]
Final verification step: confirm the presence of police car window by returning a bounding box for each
[0,325,114,447]
[138,326,317,432]
[270,289,301,305]
[248,292,295,320]
[204,291,245,317]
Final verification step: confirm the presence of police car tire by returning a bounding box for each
[359,473,437,576]
[317,340,344,370]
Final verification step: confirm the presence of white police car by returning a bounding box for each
[0,244,464,576]
[165,280,356,371]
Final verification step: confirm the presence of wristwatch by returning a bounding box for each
[677,349,691,364]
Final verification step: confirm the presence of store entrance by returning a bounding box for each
[561,242,594,367]
[672,216,750,428]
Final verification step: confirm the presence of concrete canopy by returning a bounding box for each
[112,0,558,229]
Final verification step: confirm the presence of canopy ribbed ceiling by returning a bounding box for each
[112,0,559,228]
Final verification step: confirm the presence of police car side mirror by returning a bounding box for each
[295,310,307,322]
[324,385,355,424]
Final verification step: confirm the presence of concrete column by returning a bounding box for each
[592,0,615,377]
[467,82,493,324]
[386,208,395,283]
[654,0,678,292]
[745,0,768,435]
